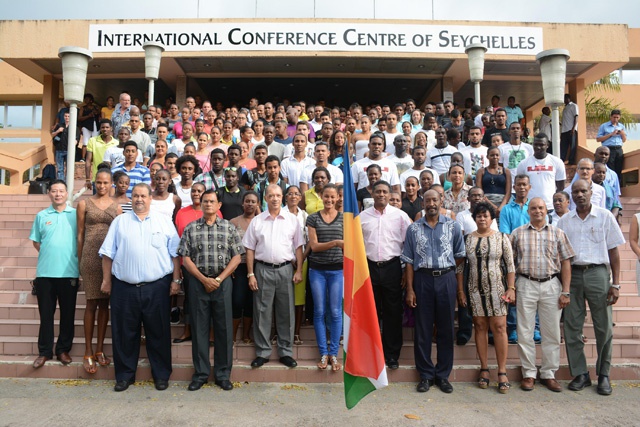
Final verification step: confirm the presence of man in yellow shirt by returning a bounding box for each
[85,119,118,190]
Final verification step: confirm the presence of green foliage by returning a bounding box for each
[585,73,636,130]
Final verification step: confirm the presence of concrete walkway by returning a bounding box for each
[1,378,640,426]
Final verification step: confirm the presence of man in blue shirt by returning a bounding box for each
[498,174,540,345]
[403,189,465,394]
[504,96,524,128]
[99,183,181,392]
[111,141,151,198]
[596,109,627,184]
[29,180,79,369]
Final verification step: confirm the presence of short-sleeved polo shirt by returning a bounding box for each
[29,205,79,278]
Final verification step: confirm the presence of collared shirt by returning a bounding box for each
[194,170,226,191]
[597,120,626,147]
[511,222,575,277]
[280,155,316,187]
[504,105,524,127]
[557,205,625,265]
[443,183,471,214]
[29,205,78,278]
[456,209,498,235]
[304,187,324,215]
[561,102,579,133]
[110,104,131,135]
[242,209,304,264]
[129,129,153,155]
[87,135,118,180]
[401,215,465,270]
[177,217,245,277]
[99,210,179,284]
[571,165,621,199]
[111,163,151,198]
[499,198,530,234]
[360,205,412,262]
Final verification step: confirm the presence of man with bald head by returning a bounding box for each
[565,158,606,210]
[571,146,622,211]
[242,184,304,369]
[403,189,465,394]
[557,179,625,395]
[511,197,574,392]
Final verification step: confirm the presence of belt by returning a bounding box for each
[572,264,605,270]
[419,266,455,277]
[367,257,400,267]
[256,260,291,269]
[519,273,559,283]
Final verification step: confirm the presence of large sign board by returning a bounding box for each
[89,23,543,55]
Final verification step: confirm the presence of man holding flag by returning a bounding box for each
[342,144,388,409]
[403,189,465,393]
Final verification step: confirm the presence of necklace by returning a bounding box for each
[475,230,494,237]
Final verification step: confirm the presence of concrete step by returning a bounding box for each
[1,356,639,384]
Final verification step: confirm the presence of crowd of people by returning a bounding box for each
[33,94,629,396]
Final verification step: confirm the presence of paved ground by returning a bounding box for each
[1,378,640,426]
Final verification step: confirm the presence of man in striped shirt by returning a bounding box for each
[111,141,151,198]
[511,197,575,393]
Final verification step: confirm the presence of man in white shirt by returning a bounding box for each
[252,125,286,161]
[561,94,579,164]
[351,133,400,194]
[128,114,152,162]
[280,133,315,187]
[299,142,343,192]
[500,122,534,187]
[516,134,565,210]
[461,126,488,183]
[383,113,401,155]
[538,107,552,140]
[565,158,606,210]
[399,146,440,192]
[456,187,498,235]
[387,135,414,177]
[425,127,458,176]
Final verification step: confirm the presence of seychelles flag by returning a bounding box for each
[342,145,388,409]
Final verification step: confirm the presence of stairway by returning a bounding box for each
[0,190,639,384]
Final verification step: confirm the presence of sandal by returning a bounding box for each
[498,372,511,394]
[94,352,111,367]
[317,355,328,370]
[478,369,490,389]
[83,355,97,374]
[329,356,342,371]
[294,335,303,345]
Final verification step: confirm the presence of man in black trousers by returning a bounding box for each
[99,183,181,392]
[178,189,244,391]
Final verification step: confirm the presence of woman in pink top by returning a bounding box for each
[194,132,213,173]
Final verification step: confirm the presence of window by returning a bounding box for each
[1,102,42,129]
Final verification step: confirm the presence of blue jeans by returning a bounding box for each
[55,150,67,180]
[309,268,343,356]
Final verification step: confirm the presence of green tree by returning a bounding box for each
[585,73,636,129]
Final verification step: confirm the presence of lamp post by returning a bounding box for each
[465,43,487,106]
[58,47,92,201]
[143,42,164,107]
[536,49,570,157]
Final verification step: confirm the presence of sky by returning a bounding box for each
[1,0,640,27]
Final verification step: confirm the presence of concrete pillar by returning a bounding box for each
[569,78,586,148]
[442,77,454,103]
[41,75,60,165]
[175,75,187,107]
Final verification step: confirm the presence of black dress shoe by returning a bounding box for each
[279,356,298,368]
[114,379,135,392]
[172,336,192,343]
[568,373,592,391]
[215,379,234,391]
[456,337,469,346]
[435,378,454,393]
[154,379,169,391]
[597,375,612,395]
[386,359,399,370]
[416,379,432,393]
[251,357,269,368]
[188,380,207,391]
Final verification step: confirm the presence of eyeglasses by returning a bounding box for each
[224,167,238,172]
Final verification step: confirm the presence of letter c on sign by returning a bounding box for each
[343,29,356,46]
[228,28,241,45]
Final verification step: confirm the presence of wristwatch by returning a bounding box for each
[214,277,222,283]
[610,284,621,290]
[171,278,183,285]
[560,292,571,297]
[247,273,255,278]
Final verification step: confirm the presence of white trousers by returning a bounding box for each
[516,275,562,379]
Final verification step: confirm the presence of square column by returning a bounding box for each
[568,78,586,148]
